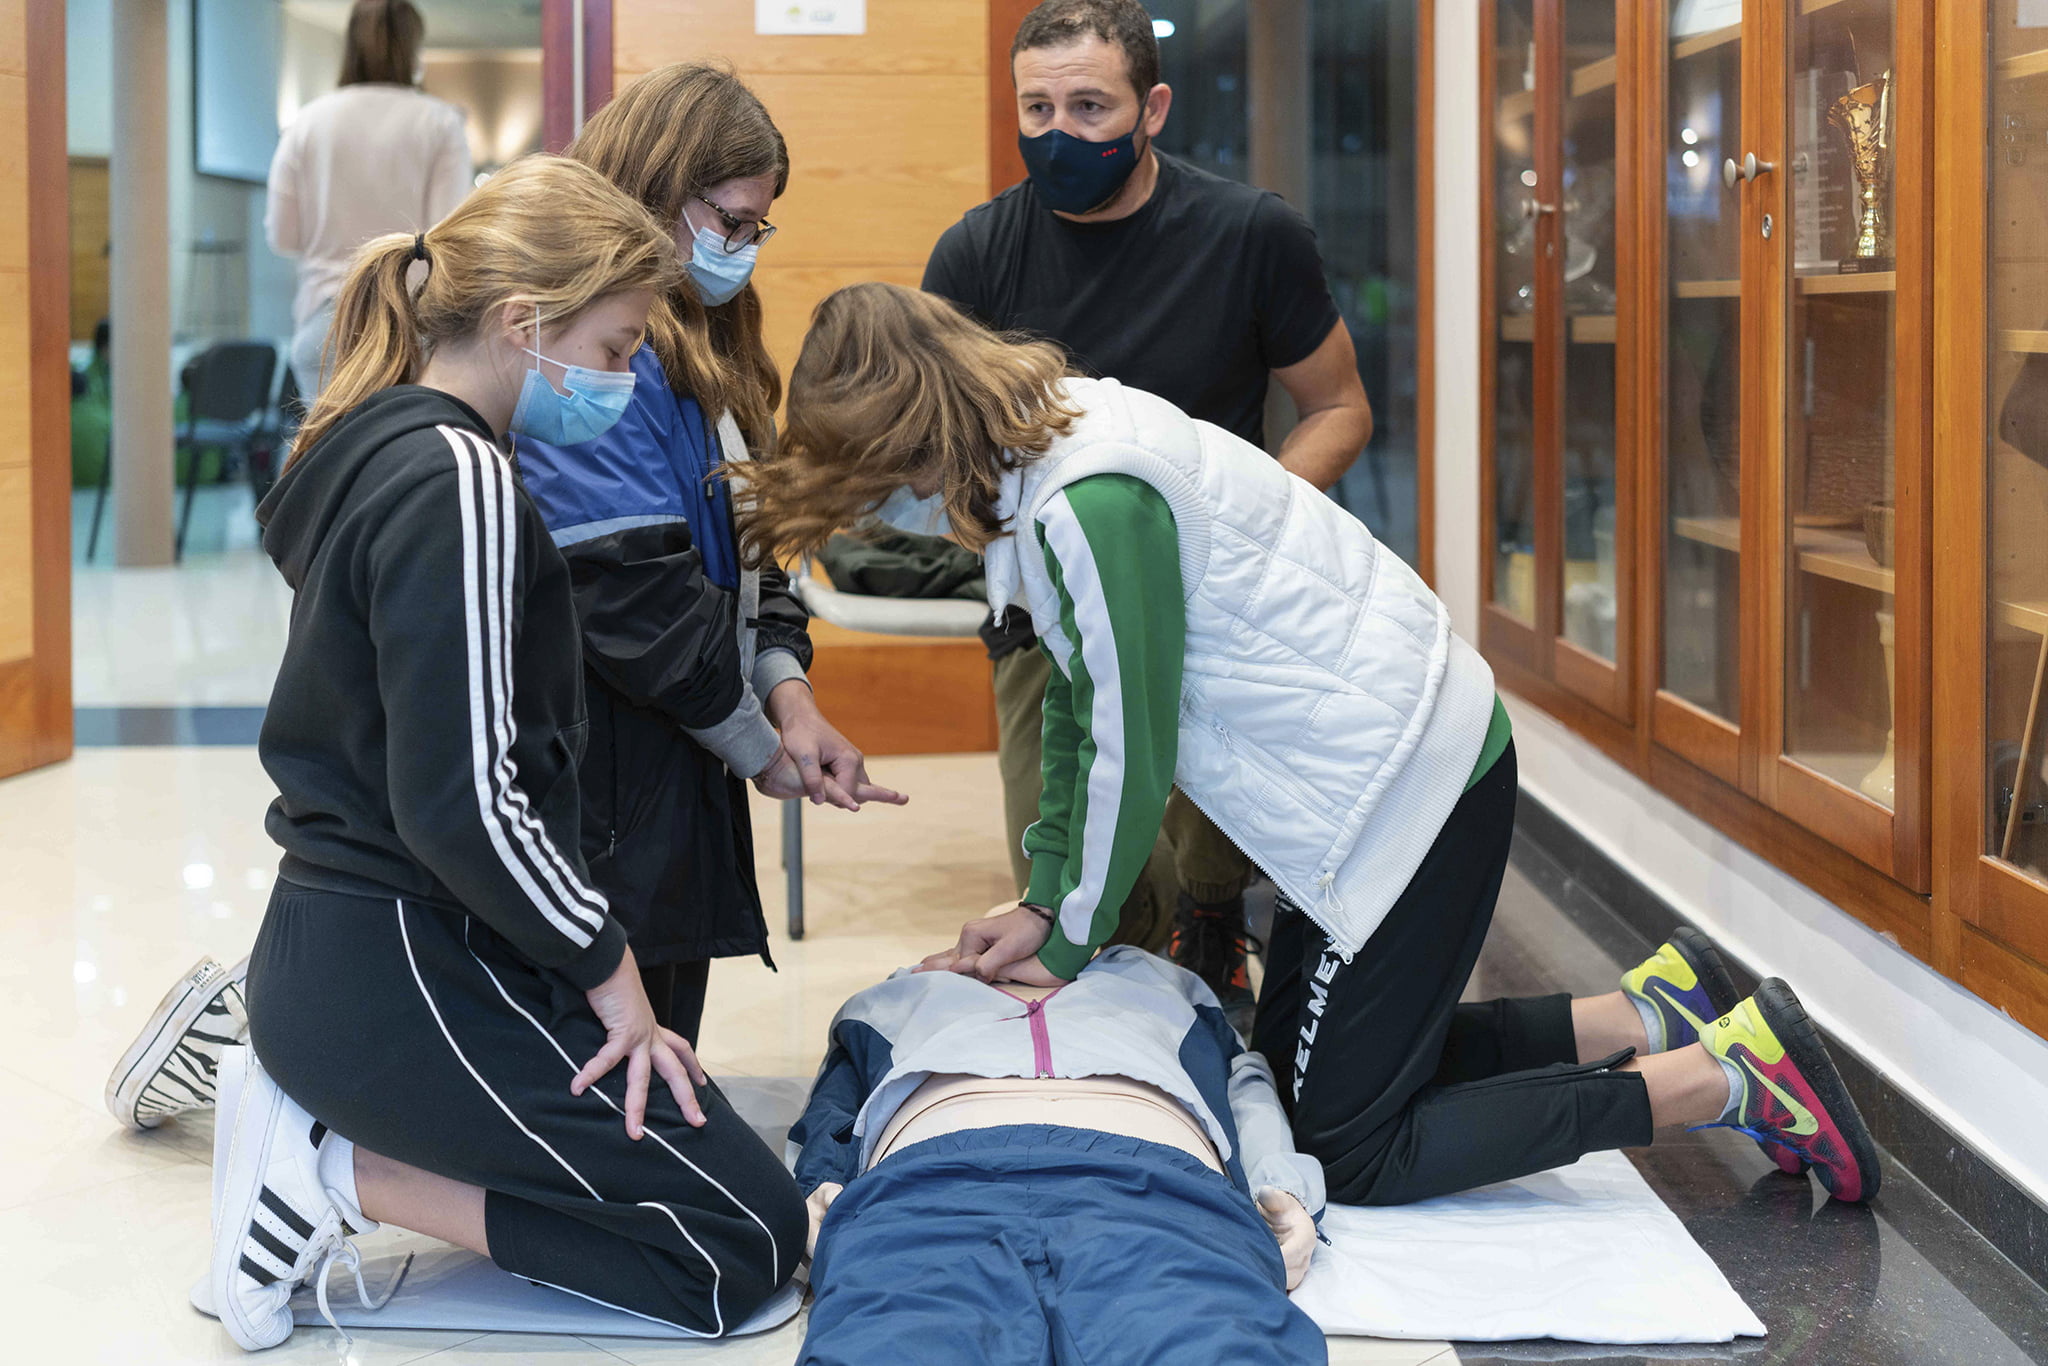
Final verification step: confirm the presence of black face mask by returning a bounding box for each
[1017,111,1145,214]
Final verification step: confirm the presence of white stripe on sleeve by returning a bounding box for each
[441,426,606,946]
[1039,489,1129,951]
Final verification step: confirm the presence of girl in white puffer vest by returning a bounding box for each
[733,282,1882,1209]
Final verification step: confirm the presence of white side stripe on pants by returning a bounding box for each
[398,902,727,1335]
[461,920,778,1288]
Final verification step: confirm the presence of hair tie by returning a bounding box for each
[411,232,431,265]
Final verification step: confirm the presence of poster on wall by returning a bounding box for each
[755,1,866,35]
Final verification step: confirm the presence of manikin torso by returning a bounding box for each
[869,980,1224,1171]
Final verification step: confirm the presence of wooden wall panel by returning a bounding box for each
[730,73,984,269]
[67,159,107,341]
[0,268,25,451]
[0,73,24,269]
[0,466,29,664]
[618,0,982,76]
[0,0,71,780]
[986,0,1035,196]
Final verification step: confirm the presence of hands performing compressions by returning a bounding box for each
[910,908,1318,1288]
[754,679,909,812]
[915,902,1065,987]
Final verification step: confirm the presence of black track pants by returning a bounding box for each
[1251,744,1655,1205]
[246,882,807,1336]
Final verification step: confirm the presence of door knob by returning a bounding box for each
[1721,152,1777,188]
[1521,198,1558,218]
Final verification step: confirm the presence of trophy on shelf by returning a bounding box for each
[1826,70,1893,272]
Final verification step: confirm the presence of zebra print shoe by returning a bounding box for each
[105,955,248,1130]
[210,1046,397,1351]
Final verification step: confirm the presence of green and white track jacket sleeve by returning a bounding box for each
[1024,475,1186,980]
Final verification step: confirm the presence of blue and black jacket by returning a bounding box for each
[515,346,812,966]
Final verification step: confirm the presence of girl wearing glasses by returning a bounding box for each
[515,64,908,1046]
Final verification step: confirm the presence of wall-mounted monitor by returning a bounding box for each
[194,0,284,183]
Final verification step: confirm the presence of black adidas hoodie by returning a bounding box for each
[256,387,627,990]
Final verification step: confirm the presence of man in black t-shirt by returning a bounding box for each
[923,0,1374,1023]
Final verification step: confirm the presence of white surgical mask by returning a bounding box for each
[873,485,952,538]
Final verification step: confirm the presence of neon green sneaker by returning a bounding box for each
[1700,979,1883,1203]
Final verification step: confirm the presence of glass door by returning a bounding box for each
[1761,0,1928,887]
[1552,0,1631,715]
[1487,0,1544,654]
[1941,0,2048,966]
[1655,0,1747,782]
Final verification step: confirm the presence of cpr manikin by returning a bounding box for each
[788,947,1329,1365]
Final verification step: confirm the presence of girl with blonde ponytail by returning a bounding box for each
[192,155,806,1352]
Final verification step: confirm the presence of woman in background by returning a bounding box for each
[266,0,473,399]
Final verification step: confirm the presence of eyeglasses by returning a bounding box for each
[695,195,777,254]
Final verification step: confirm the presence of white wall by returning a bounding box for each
[1428,4,2048,1203]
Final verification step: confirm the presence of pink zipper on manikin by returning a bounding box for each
[995,985,1063,1078]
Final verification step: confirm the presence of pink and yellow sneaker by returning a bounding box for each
[1621,929,1808,1174]
[1700,978,1882,1203]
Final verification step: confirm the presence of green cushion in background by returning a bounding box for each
[70,360,227,488]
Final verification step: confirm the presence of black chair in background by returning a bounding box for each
[244,365,303,508]
[175,341,277,560]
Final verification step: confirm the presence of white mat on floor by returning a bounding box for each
[189,1231,804,1341]
[1294,1149,1766,1343]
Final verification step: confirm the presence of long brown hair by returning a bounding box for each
[568,63,789,452]
[339,0,423,87]
[735,283,1079,561]
[293,156,681,461]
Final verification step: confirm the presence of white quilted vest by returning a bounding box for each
[984,378,1497,959]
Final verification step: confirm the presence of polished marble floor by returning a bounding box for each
[6,547,2043,1363]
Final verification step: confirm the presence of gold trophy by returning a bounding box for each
[1827,71,1892,271]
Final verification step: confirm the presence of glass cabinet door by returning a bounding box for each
[1490,0,1541,630]
[1764,0,1928,886]
[1559,0,1622,667]
[1986,6,2048,889]
[1776,0,1901,807]
[1660,0,1746,744]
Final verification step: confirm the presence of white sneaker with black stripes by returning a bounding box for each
[210,1046,399,1351]
[105,955,249,1130]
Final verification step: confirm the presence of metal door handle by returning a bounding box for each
[1721,152,1776,188]
[1521,199,1558,218]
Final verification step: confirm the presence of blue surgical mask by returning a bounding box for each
[507,307,637,446]
[873,485,952,539]
[1017,120,1143,214]
[686,226,759,307]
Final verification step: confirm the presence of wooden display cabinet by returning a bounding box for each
[1648,0,1933,894]
[1481,0,1955,962]
[1932,0,2048,1032]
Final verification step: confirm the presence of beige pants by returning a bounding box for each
[993,647,1253,953]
